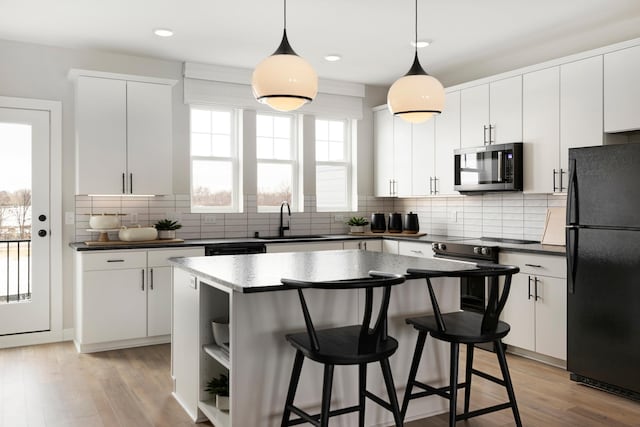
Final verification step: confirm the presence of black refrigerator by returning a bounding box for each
[566,143,640,399]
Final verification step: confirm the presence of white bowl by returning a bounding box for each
[118,226,158,241]
[89,214,119,230]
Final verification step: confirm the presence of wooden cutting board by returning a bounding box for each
[349,231,427,237]
[84,239,184,246]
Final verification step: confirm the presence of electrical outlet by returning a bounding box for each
[65,212,75,225]
[203,215,217,224]
[334,214,344,222]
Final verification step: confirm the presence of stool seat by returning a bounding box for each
[287,325,399,365]
[407,311,510,344]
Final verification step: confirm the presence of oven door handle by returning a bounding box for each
[497,151,503,182]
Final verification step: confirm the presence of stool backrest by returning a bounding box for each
[281,271,406,353]
[407,264,520,334]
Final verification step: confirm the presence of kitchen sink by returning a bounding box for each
[258,234,329,240]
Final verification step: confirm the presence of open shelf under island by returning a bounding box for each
[170,249,481,427]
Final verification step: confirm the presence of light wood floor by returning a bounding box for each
[0,342,638,426]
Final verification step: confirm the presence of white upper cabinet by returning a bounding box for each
[604,44,640,132]
[461,76,522,148]
[434,91,461,195]
[374,107,395,197]
[560,56,603,177]
[489,76,523,144]
[411,119,436,197]
[460,84,489,148]
[523,67,560,193]
[73,71,175,195]
[393,118,413,197]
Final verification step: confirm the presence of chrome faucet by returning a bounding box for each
[279,201,291,237]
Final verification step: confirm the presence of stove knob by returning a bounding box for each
[432,243,439,251]
[473,246,481,255]
[481,247,490,256]
[439,243,447,251]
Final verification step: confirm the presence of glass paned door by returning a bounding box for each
[0,107,50,335]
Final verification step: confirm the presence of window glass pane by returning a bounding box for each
[211,111,230,134]
[257,163,292,209]
[316,165,348,210]
[256,115,272,137]
[211,134,231,157]
[274,116,290,138]
[316,140,328,161]
[257,137,273,159]
[273,138,290,160]
[329,121,344,142]
[329,141,344,161]
[191,133,211,157]
[192,160,233,208]
[316,120,328,141]
[191,109,211,133]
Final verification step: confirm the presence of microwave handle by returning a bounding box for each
[497,151,503,182]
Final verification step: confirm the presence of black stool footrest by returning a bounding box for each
[364,390,393,411]
[409,380,468,400]
[286,404,361,426]
[471,368,506,387]
[457,402,514,421]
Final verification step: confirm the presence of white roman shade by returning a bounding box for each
[183,62,365,120]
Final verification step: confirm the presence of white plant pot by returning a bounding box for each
[216,395,229,411]
[350,225,365,233]
[157,229,176,240]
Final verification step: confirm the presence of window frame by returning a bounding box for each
[255,112,300,213]
[189,105,241,213]
[315,117,354,212]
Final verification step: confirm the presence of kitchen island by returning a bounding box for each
[170,249,482,427]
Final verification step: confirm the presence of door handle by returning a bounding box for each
[567,159,578,225]
[434,177,439,194]
[489,124,495,143]
[150,268,154,290]
[122,173,126,194]
[483,125,489,144]
[141,269,145,291]
[527,276,532,300]
[567,227,578,294]
[534,277,540,301]
[363,241,367,251]
[129,173,133,194]
[552,169,558,192]
[389,179,392,196]
[429,177,433,195]
[560,168,566,192]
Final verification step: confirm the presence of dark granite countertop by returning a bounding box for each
[69,233,565,256]
[169,249,483,293]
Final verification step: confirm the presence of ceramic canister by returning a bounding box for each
[404,212,420,234]
[388,213,403,233]
[370,213,386,233]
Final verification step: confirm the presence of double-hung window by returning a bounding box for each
[190,106,241,212]
[256,113,299,212]
[315,118,353,212]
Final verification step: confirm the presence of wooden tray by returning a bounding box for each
[84,239,184,246]
[349,231,427,237]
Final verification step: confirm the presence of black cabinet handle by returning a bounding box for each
[525,263,542,268]
[122,173,125,194]
[552,169,558,192]
[150,268,154,290]
[130,173,133,194]
[141,269,145,291]
[106,259,124,263]
[534,277,540,301]
[527,276,532,300]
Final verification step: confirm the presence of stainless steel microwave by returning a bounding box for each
[454,143,523,194]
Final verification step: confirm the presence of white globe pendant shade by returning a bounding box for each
[252,30,318,112]
[388,54,445,124]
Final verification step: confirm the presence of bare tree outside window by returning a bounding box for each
[10,188,31,239]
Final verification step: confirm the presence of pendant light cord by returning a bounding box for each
[414,0,418,55]
[284,0,287,30]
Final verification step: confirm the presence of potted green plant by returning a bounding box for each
[346,216,369,233]
[205,373,229,410]
[154,219,182,240]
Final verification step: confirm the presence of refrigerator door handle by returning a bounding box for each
[566,226,578,294]
[567,158,578,225]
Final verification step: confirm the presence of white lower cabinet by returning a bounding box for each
[265,241,344,253]
[499,251,567,361]
[74,247,204,352]
[382,239,399,254]
[343,239,382,252]
[398,240,433,258]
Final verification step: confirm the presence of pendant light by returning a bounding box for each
[387,0,444,123]
[252,0,318,112]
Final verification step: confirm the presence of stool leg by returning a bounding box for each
[401,331,427,420]
[320,364,334,427]
[463,343,475,416]
[359,363,366,427]
[281,350,305,427]
[380,358,403,427]
[448,342,460,427]
[495,340,522,427]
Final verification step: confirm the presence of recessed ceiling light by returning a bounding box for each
[411,40,431,48]
[324,54,342,62]
[153,28,174,38]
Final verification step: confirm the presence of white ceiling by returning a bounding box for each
[2,0,640,87]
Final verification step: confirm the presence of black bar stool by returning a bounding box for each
[401,264,522,427]
[280,271,406,427]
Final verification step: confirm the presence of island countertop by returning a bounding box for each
[169,249,481,293]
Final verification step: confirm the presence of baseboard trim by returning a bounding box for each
[74,335,171,353]
[506,345,566,369]
[63,328,75,341]
[0,329,64,349]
